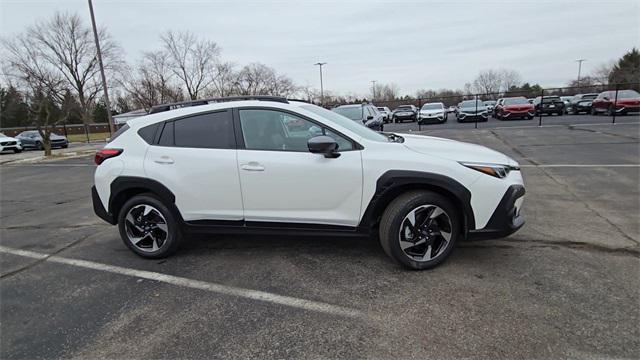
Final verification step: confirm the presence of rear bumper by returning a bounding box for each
[467,185,525,241]
[92,186,115,224]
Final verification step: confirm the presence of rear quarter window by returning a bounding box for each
[137,123,160,144]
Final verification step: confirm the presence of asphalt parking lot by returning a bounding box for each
[1,120,639,359]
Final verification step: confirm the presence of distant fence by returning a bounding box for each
[0,123,113,142]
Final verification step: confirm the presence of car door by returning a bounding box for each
[143,110,244,222]
[235,107,363,227]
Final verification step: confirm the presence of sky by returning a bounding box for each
[1,0,638,97]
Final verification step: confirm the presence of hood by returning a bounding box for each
[0,135,17,141]
[504,104,533,111]
[420,109,444,114]
[400,134,517,166]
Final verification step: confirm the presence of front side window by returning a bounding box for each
[333,106,363,121]
[239,109,353,152]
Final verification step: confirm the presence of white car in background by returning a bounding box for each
[0,133,23,153]
[377,106,392,123]
[418,102,447,124]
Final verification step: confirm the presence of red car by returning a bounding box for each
[495,97,535,120]
[591,90,640,116]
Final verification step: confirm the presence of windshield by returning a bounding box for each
[0,133,5,137]
[503,97,529,105]
[618,90,640,99]
[460,100,483,108]
[300,104,389,142]
[332,106,363,121]
[396,106,412,111]
[377,107,386,111]
[483,101,496,105]
[582,94,597,100]
[421,104,442,110]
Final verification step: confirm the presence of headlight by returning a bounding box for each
[459,162,519,178]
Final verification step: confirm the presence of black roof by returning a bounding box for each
[148,96,289,114]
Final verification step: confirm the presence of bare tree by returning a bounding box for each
[232,63,296,96]
[161,30,220,100]
[2,12,122,125]
[500,69,522,92]
[473,69,503,95]
[591,61,614,85]
[210,62,236,97]
[121,51,184,110]
[372,83,400,101]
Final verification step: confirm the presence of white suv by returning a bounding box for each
[92,96,525,270]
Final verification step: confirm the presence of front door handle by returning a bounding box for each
[241,162,265,171]
[154,156,174,164]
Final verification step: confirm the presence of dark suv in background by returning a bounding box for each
[568,93,598,114]
[332,103,385,131]
[533,96,564,115]
[392,105,418,123]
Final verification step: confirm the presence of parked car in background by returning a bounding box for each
[447,105,457,113]
[533,96,564,116]
[456,100,488,122]
[496,97,535,120]
[0,133,23,153]
[16,131,68,150]
[527,98,534,104]
[560,96,573,114]
[568,93,598,114]
[492,98,505,118]
[483,100,497,114]
[591,90,640,116]
[392,105,418,123]
[376,106,392,123]
[332,103,385,131]
[418,102,447,124]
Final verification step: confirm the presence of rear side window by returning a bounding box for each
[108,124,129,143]
[173,111,234,149]
[137,123,159,144]
[158,121,174,146]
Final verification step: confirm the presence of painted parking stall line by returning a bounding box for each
[0,246,363,319]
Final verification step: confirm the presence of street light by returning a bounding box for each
[314,62,327,105]
[575,59,586,88]
[370,80,377,101]
[88,0,115,134]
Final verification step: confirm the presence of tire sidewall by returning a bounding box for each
[383,192,460,270]
[118,194,180,258]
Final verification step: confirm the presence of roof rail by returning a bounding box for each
[148,95,289,114]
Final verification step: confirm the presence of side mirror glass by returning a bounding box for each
[307,135,340,158]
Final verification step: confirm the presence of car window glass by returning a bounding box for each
[239,109,353,152]
[173,111,234,149]
[158,121,174,146]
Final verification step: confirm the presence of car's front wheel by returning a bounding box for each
[13,149,22,153]
[379,191,460,270]
[118,194,182,259]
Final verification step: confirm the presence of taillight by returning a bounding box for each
[95,148,123,165]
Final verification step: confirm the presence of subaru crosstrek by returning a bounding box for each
[92,96,525,270]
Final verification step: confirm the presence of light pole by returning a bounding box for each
[88,0,115,134]
[370,80,377,102]
[575,59,586,88]
[314,62,326,105]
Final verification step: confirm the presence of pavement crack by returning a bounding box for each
[461,237,640,257]
[0,229,108,279]
[567,124,639,141]
[488,129,539,165]
[1,223,107,231]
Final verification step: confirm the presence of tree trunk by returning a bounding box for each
[43,138,52,156]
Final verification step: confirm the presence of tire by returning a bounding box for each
[118,193,182,259]
[591,107,597,116]
[527,115,534,120]
[36,141,43,150]
[607,105,615,116]
[61,144,68,149]
[13,149,22,153]
[379,191,461,270]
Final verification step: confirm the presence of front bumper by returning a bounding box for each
[92,186,115,224]
[467,184,525,240]
[501,111,534,119]
[457,113,488,122]
[394,114,416,120]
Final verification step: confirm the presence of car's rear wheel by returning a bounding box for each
[13,149,22,153]
[118,194,182,259]
[379,191,460,270]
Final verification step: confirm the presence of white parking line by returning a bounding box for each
[520,164,640,168]
[0,245,363,319]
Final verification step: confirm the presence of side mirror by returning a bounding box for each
[367,115,374,120]
[308,135,340,158]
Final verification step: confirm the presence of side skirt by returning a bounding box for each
[183,220,371,238]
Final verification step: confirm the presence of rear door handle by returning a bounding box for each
[154,156,174,164]
[241,162,265,171]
